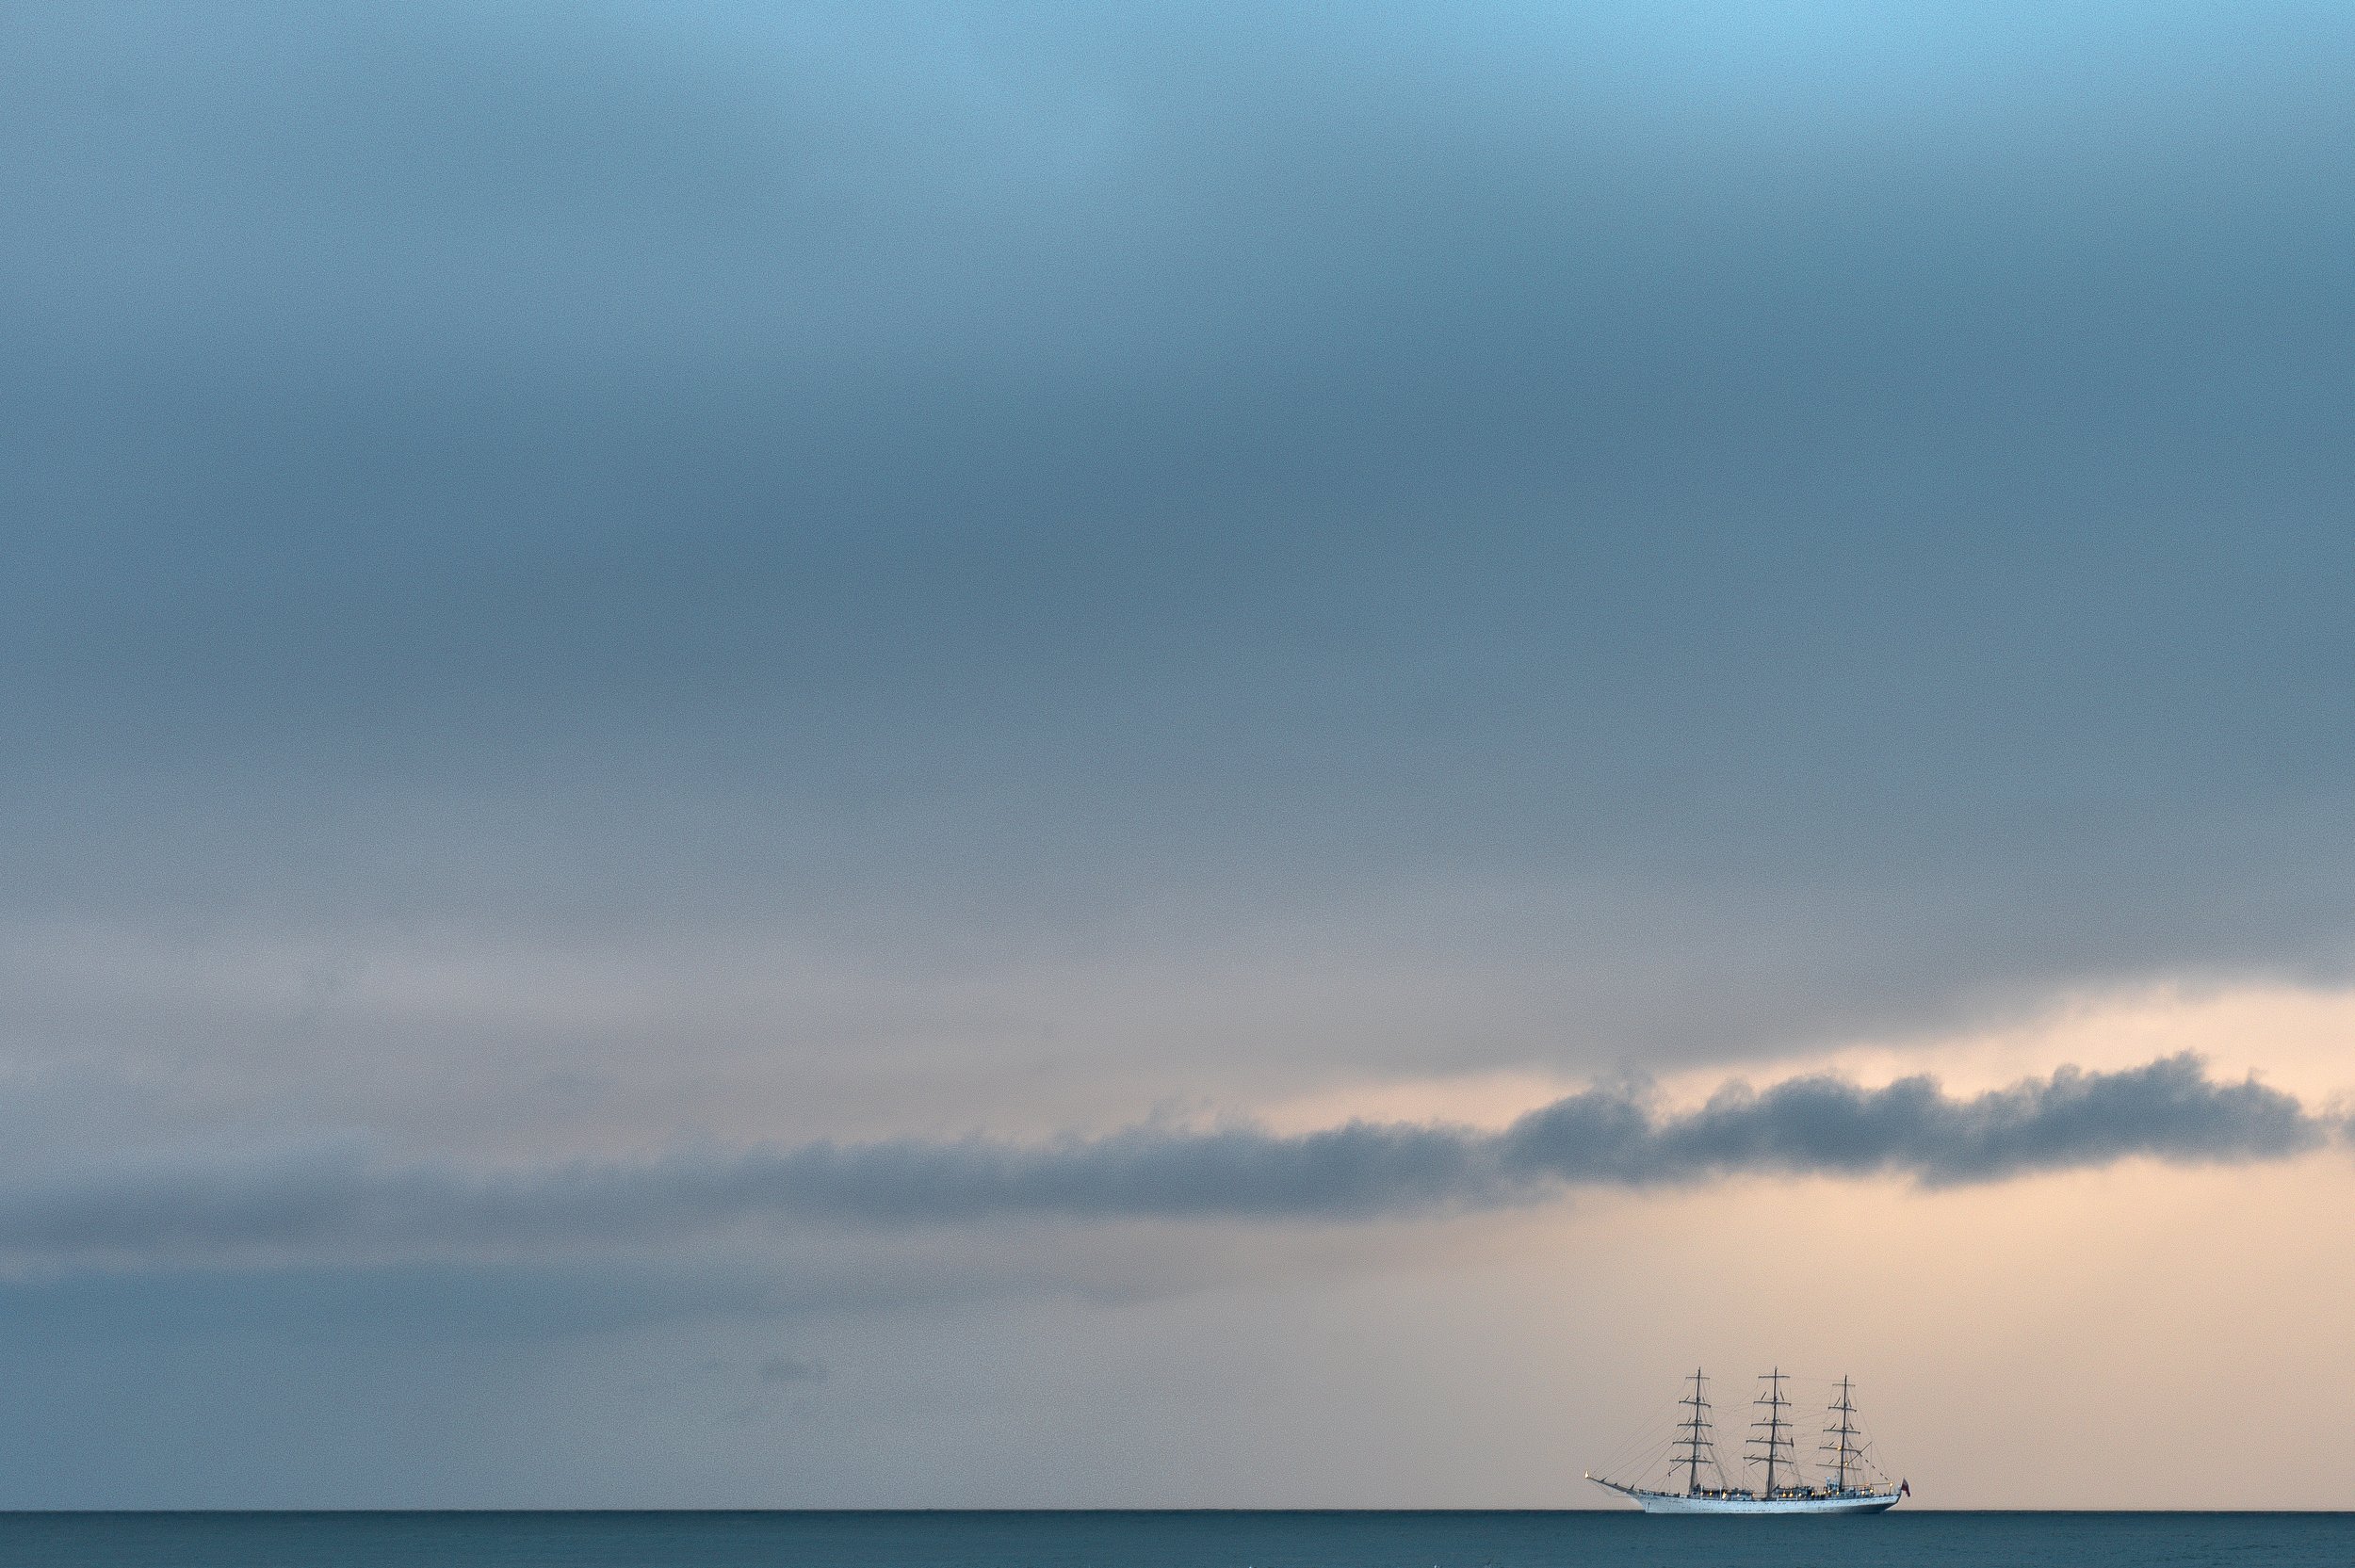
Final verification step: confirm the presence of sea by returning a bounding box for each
[0,1511,2343,1568]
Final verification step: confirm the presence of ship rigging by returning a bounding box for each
[1586,1368,1907,1514]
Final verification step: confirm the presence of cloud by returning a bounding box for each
[5,2,2355,1091]
[0,1055,2326,1267]
[1502,1052,2325,1187]
[756,1355,825,1385]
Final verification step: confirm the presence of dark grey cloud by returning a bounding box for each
[0,1057,2324,1265]
[2,5,2350,1086]
[757,1355,825,1385]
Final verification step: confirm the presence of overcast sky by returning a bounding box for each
[4,1,2355,1507]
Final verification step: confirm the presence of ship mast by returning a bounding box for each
[1746,1367,1794,1495]
[1822,1376,1862,1492]
[1673,1368,1715,1495]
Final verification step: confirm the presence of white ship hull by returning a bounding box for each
[1592,1479,1900,1514]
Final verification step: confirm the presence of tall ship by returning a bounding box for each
[1586,1368,1908,1514]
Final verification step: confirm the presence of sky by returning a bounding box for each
[3,0,2354,1508]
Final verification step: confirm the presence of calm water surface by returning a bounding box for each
[0,1511,2343,1568]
